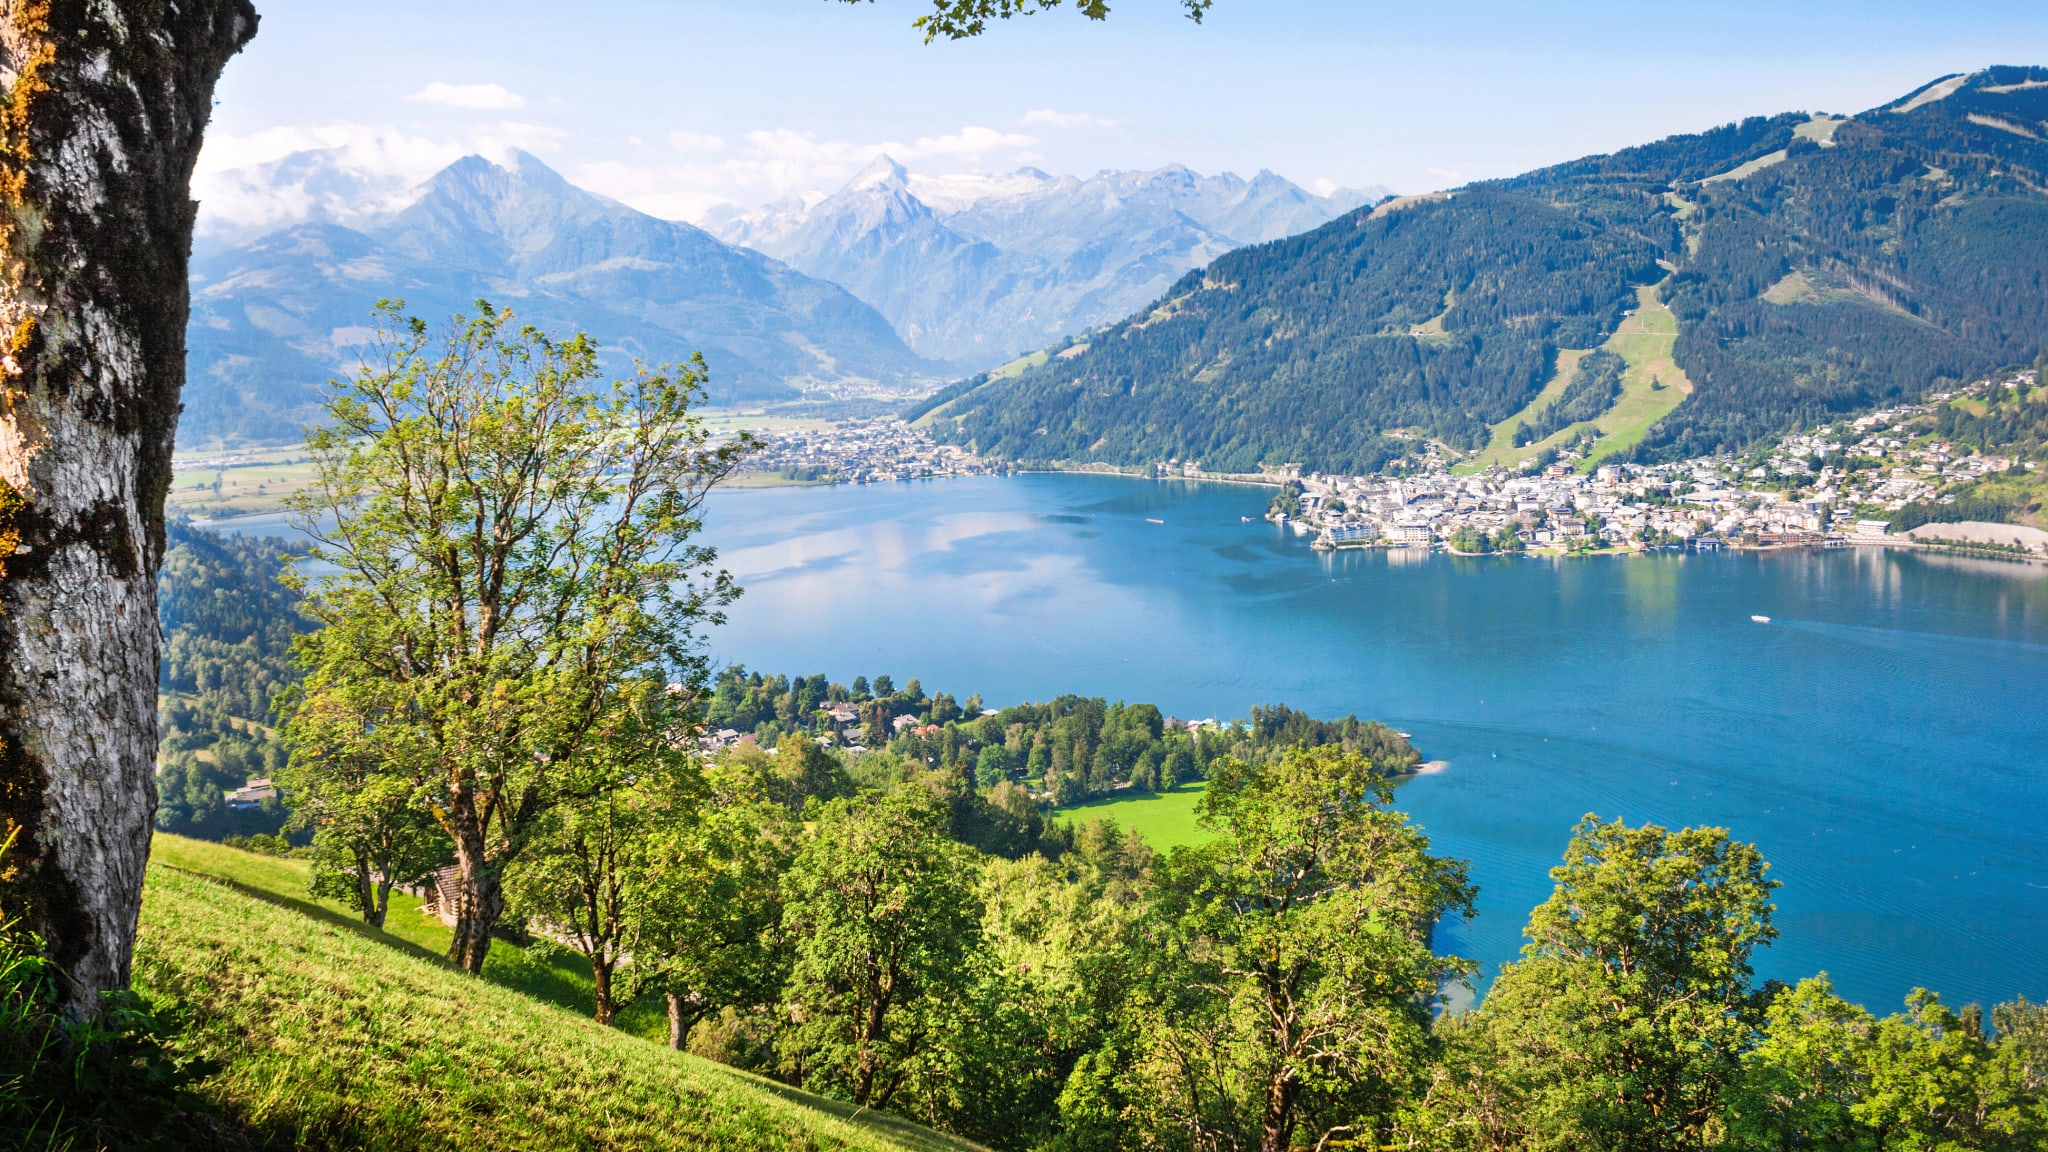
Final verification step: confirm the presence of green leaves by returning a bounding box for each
[284,300,750,967]
[836,0,1212,45]
[1138,745,1476,1152]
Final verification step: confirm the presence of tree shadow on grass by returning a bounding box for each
[152,863,451,969]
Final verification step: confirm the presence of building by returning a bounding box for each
[1319,523,1380,547]
[225,777,276,809]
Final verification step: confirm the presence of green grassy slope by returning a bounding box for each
[1580,284,1695,466]
[1459,284,1693,473]
[134,858,984,1152]
[152,835,610,1028]
[1460,348,1590,472]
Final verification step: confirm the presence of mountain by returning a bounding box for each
[919,68,2048,473]
[183,151,942,445]
[709,158,1387,368]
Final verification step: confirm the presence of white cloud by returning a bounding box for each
[668,131,726,153]
[1310,177,1338,197]
[574,123,1044,223]
[1019,109,1118,130]
[194,114,1051,234]
[192,120,568,237]
[406,81,526,110]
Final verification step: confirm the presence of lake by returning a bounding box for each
[696,472,2048,1013]
[203,471,2048,1013]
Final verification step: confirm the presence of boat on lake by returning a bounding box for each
[1751,614,1771,623]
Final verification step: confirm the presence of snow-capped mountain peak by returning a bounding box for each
[704,158,1390,369]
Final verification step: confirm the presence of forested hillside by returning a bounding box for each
[922,68,2048,472]
[154,523,306,836]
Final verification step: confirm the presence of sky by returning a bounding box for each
[198,0,2048,224]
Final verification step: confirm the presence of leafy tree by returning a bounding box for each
[976,744,1011,790]
[839,0,1214,43]
[1994,997,2048,1094]
[501,710,690,1028]
[773,732,854,813]
[1136,745,1477,1152]
[1851,990,2044,1151]
[1724,975,1877,1152]
[779,787,982,1109]
[277,688,448,929]
[1433,815,1778,1152]
[286,301,748,972]
[627,760,793,1050]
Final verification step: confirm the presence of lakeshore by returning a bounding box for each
[693,470,2048,1014]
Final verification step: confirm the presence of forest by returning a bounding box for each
[920,68,2048,474]
[1513,348,1625,445]
[706,665,1416,802]
[153,523,307,838]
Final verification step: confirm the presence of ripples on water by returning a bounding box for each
[699,474,2048,1012]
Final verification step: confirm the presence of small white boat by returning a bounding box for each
[1751,614,1771,624]
[1145,517,1164,524]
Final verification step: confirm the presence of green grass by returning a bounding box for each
[1455,285,1693,474]
[1702,149,1789,184]
[1459,348,1591,472]
[151,834,651,1037]
[168,449,318,519]
[134,853,984,1151]
[1060,783,1216,850]
[1578,284,1695,467]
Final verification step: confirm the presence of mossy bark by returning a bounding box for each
[0,0,257,1014]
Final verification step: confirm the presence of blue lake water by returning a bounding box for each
[206,471,2048,1013]
[695,473,2048,1013]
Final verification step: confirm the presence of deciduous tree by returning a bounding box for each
[1434,815,1778,1152]
[287,301,747,973]
[1138,745,1477,1152]
[626,759,792,1050]
[277,687,447,929]
[780,786,981,1108]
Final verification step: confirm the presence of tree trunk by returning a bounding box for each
[0,0,257,1018]
[591,953,615,1026]
[1259,1065,1298,1152]
[351,849,381,927]
[666,991,689,1051]
[448,831,503,973]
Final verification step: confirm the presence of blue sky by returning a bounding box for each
[201,0,2048,221]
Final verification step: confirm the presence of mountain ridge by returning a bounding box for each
[184,151,942,445]
[710,157,1388,368]
[920,68,2048,473]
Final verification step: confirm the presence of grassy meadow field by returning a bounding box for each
[138,839,984,1152]
[1058,783,1215,849]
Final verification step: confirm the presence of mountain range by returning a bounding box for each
[918,67,2048,473]
[183,151,940,445]
[709,158,1386,368]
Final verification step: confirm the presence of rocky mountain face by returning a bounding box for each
[711,157,1387,368]
[184,151,941,445]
